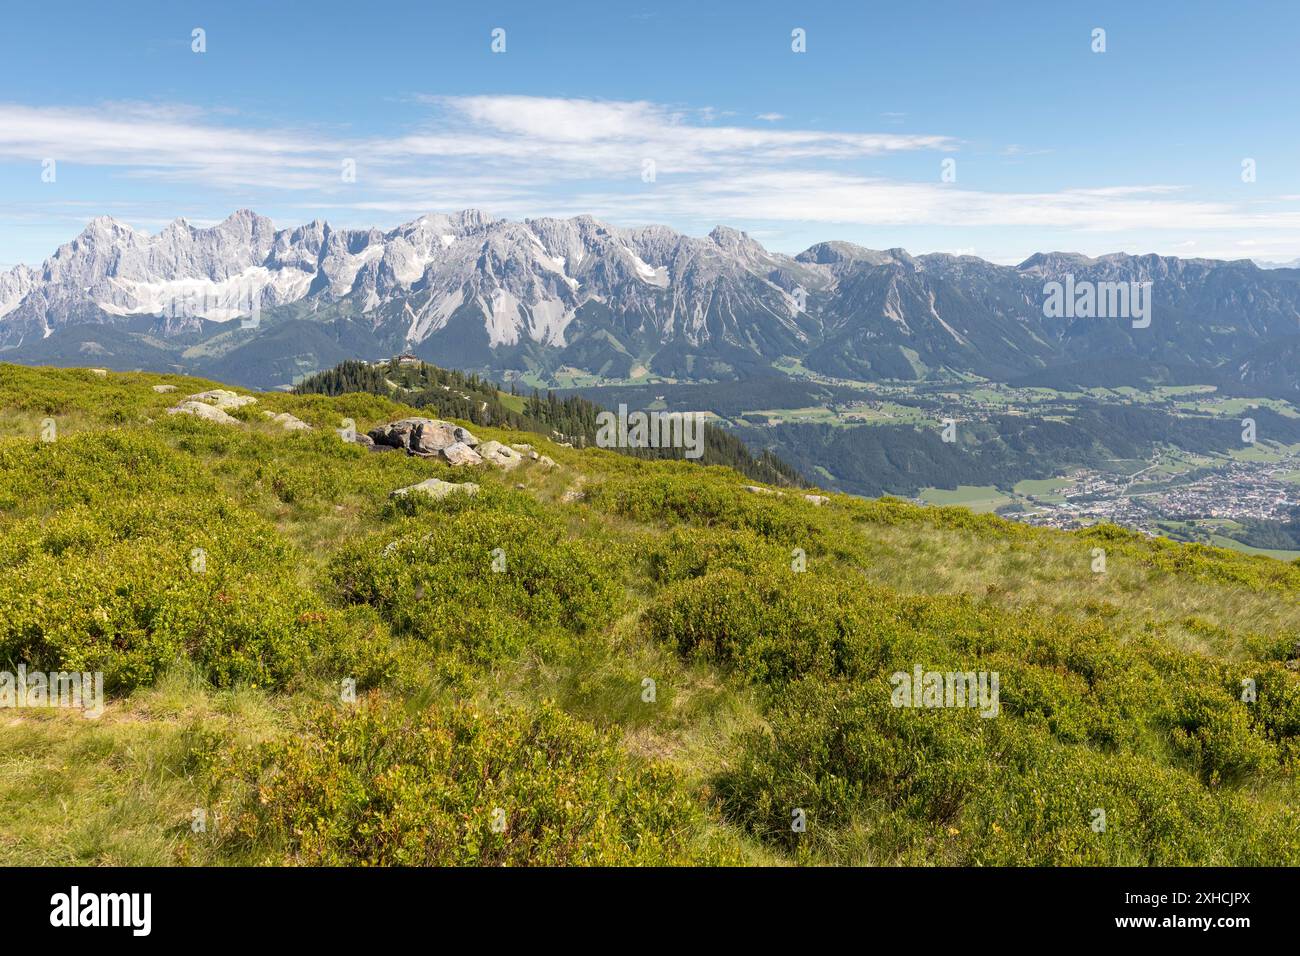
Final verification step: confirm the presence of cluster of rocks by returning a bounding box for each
[162,396,557,474]
[366,417,482,463]
[741,485,830,506]
[165,389,310,431]
[506,442,555,465]
[365,417,556,471]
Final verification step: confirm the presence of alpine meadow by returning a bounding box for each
[1,362,1297,867]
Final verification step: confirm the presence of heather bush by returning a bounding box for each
[643,526,788,584]
[0,494,372,691]
[218,698,737,866]
[328,496,622,663]
[719,676,1299,865]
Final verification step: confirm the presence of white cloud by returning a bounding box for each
[554,170,1300,234]
[386,95,955,177]
[3,94,1300,263]
[0,102,343,189]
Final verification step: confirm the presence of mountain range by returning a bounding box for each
[3,209,1299,393]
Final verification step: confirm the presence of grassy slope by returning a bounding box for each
[1,363,1298,866]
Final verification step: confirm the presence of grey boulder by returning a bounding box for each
[440,441,483,466]
[167,401,242,426]
[391,478,480,500]
[477,440,524,470]
[369,418,480,455]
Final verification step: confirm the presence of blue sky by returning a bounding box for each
[2,0,1298,266]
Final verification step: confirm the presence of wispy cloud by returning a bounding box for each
[0,102,342,190]
[557,171,1300,234]
[388,95,955,175]
[2,94,1300,262]
[0,95,953,190]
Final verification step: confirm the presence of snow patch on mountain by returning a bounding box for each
[0,264,36,320]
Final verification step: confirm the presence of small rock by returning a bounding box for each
[804,494,830,506]
[510,443,534,452]
[537,455,557,469]
[560,488,585,503]
[440,442,483,466]
[89,368,108,377]
[167,401,242,426]
[152,384,177,393]
[264,411,312,431]
[743,485,783,496]
[390,478,480,500]
[478,440,524,470]
[186,389,258,410]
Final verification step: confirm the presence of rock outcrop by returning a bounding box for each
[369,418,480,458]
[368,416,559,470]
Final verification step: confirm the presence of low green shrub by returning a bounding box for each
[328,495,623,663]
[217,697,737,865]
[719,676,1299,865]
[0,493,380,691]
[644,526,788,585]
[1170,686,1276,785]
[0,431,389,692]
[642,569,885,685]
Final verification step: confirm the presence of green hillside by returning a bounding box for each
[1,362,1298,866]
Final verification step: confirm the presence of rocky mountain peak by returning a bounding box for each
[5,210,1300,395]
